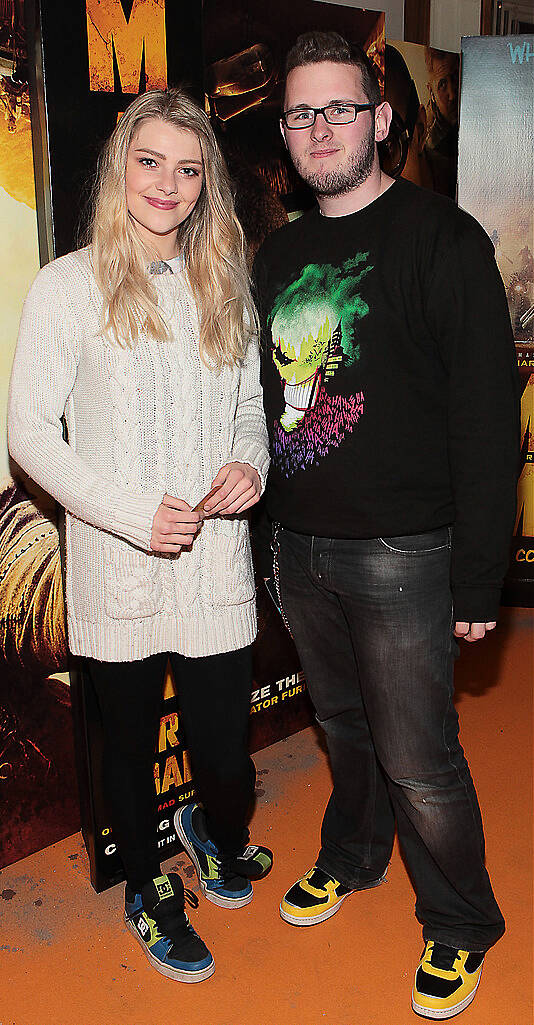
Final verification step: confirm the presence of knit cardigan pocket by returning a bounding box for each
[210,523,255,607]
[103,543,164,620]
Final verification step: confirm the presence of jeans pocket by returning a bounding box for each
[378,526,451,555]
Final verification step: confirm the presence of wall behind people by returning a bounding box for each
[430,0,480,51]
[319,0,405,39]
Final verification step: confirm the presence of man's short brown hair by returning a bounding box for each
[285,30,382,106]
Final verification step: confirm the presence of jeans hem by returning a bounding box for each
[317,851,388,891]
[422,924,505,954]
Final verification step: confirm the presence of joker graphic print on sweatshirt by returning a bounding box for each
[269,254,372,478]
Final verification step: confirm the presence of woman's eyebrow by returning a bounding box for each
[134,147,202,165]
[134,147,166,159]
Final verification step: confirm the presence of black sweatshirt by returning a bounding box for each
[253,178,520,623]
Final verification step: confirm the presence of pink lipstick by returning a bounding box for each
[144,197,179,209]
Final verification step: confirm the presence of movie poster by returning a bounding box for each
[30,0,204,261]
[0,0,81,870]
[383,40,459,197]
[457,35,534,606]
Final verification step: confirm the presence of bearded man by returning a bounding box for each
[253,30,519,1021]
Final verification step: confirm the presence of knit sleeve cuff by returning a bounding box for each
[107,491,165,551]
[452,585,502,625]
[231,439,270,495]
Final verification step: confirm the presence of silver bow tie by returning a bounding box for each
[148,260,174,275]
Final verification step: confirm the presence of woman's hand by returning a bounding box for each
[150,495,203,553]
[203,462,261,516]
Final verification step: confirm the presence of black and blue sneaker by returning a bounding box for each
[124,872,214,983]
[174,803,273,909]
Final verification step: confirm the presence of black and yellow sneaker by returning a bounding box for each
[412,941,485,1019]
[280,865,386,926]
[280,866,353,925]
[124,873,214,983]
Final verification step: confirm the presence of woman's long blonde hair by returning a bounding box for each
[88,89,257,368]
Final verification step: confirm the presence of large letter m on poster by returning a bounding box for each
[86,0,167,93]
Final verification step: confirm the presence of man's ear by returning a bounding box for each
[279,119,288,149]
[375,101,393,143]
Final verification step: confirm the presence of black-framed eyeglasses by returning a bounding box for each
[282,102,376,130]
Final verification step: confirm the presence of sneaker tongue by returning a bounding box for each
[431,944,458,971]
[141,874,194,946]
[223,845,272,880]
[191,805,210,843]
[307,867,331,888]
[141,873,184,914]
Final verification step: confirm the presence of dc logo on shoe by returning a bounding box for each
[137,916,150,937]
[156,879,173,900]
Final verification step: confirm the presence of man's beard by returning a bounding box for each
[293,128,375,197]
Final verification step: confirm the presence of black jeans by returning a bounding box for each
[276,525,505,952]
[84,646,255,894]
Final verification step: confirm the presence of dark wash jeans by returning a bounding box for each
[276,524,505,952]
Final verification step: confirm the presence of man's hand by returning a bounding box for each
[203,462,261,516]
[454,621,497,643]
[151,495,202,553]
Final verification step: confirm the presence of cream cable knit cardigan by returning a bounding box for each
[8,248,270,662]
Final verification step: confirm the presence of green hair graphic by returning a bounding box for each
[269,254,373,365]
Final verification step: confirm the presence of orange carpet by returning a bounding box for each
[1,608,532,1025]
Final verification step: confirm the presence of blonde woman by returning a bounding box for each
[8,89,272,983]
